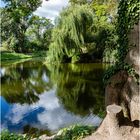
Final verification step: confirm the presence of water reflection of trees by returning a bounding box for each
[1,61,52,104]
[47,63,106,118]
[1,60,106,118]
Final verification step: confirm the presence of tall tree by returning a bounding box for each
[91,0,118,22]
[69,0,118,22]
[47,5,95,62]
[47,1,118,63]
[26,15,54,51]
[1,0,42,52]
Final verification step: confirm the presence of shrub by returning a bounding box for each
[0,130,29,140]
[55,125,95,140]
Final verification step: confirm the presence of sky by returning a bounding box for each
[0,0,5,7]
[34,0,69,21]
[0,0,69,22]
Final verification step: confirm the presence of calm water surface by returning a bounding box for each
[1,59,108,136]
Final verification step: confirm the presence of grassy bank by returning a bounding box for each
[55,125,95,140]
[1,51,47,61]
[1,125,95,140]
[0,131,29,140]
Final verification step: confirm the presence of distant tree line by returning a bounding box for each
[1,0,53,53]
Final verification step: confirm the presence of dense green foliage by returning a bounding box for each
[103,0,140,84]
[55,125,95,140]
[89,0,118,63]
[103,62,139,85]
[47,5,95,62]
[47,0,118,63]
[1,0,53,53]
[25,15,53,52]
[1,125,94,140]
[1,0,41,52]
[1,0,118,62]
[90,0,118,23]
[116,0,140,62]
[0,130,29,140]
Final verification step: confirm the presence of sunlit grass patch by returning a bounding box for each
[1,51,47,61]
[1,52,31,61]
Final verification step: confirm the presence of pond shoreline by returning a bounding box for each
[1,51,47,61]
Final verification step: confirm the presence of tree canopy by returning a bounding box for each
[1,0,41,52]
[26,15,54,51]
[47,1,118,63]
[1,0,120,63]
[47,4,95,62]
[1,0,53,52]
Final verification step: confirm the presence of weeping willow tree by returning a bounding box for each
[47,5,94,62]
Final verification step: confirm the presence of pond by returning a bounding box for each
[0,59,108,136]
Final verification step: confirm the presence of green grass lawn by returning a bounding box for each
[1,52,31,61]
[1,51,47,61]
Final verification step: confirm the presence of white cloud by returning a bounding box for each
[34,0,69,21]
[0,68,6,77]
[5,104,30,124]
[2,88,102,133]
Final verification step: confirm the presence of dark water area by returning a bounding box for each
[0,59,109,136]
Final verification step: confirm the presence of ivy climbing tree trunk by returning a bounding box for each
[84,0,140,139]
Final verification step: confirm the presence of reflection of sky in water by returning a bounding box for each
[1,88,102,133]
[0,68,6,77]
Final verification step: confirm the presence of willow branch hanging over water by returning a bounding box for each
[47,5,94,62]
